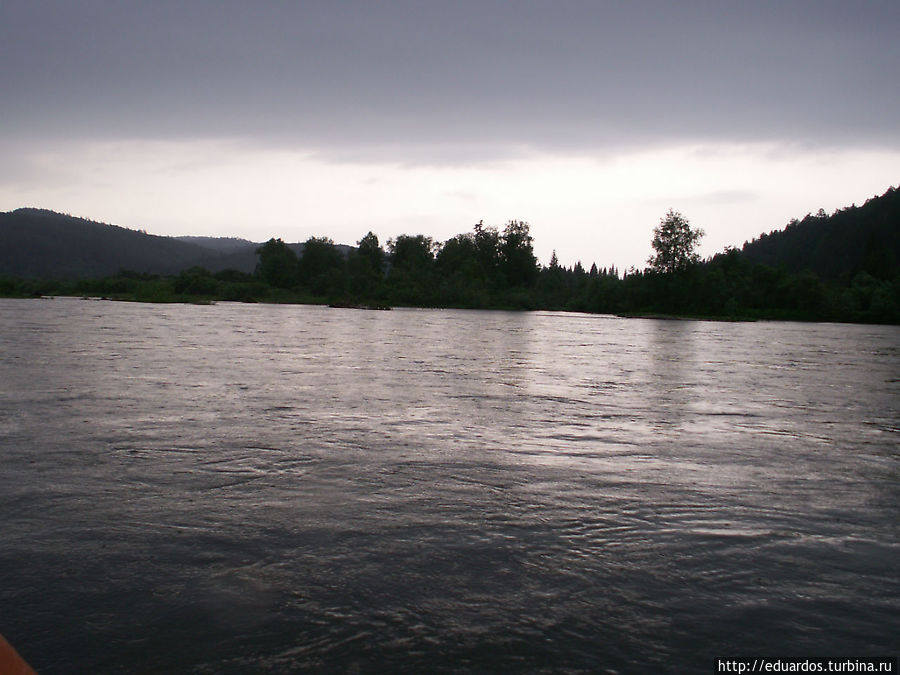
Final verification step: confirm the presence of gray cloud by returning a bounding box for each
[2,0,899,162]
[693,190,760,205]
[647,190,761,207]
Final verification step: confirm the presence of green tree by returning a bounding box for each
[436,233,479,276]
[473,220,501,280]
[500,220,539,287]
[255,238,299,288]
[344,231,385,300]
[298,236,344,296]
[356,231,385,275]
[648,209,704,274]
[386,234,437,304]
[173,266,218,295]
[435,233,484,305]
[388,234,435,273]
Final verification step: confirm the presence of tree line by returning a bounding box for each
[2,210,898,324]
[253,219,542,309]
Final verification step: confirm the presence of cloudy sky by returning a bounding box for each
[2,1,898,269]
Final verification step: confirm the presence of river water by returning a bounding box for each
[0,298,897,673]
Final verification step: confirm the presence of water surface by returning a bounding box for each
[1,298,897,672]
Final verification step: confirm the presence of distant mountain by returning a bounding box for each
[175,236,262,274]
[0,208,355,279]
[0,209,222,278]
[174,235,256,253]
[9,186,895,284]
[739,185,900,281]
[182,240,352,274]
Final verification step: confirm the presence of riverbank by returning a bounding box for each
[2,272,897,325]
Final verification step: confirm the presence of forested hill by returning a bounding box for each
[0,209,205,277]
[0,208,265,278]
[3,185,899,290]
[0,209,355,278]
[174,235,256,253]
[739,185,900,281]
[3,192,899,322]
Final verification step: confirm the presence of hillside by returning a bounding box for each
[739,185,900,281]
[174,235,256,253]
[0,209,222,278]
[3,186,898,286]
[191,242,351,274]
[0,209,357,278]
[2,196,898,322]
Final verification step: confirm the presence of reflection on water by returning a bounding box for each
[0,298,898,673]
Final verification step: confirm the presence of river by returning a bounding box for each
[1,298,897,673]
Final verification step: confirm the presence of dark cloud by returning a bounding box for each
[2,0,899,161]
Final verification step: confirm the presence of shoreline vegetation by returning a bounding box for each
[2,192,899,324]
[2,267,895,324]
[2,232,897,324]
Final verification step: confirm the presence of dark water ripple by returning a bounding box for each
[0,298,898,673]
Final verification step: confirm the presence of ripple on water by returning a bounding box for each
[0,299,898,673]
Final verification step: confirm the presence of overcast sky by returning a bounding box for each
[2,1,898,269]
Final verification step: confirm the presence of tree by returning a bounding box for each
[356,231,384,275]
[648,209,704,274]
[388,234,435,273]
[387,234,436,302]
[173,266,218,295]
[346,231,385,299]
[436,233,478,276]
[500,220,539,287]
[298,236,344,296]
[473,220,501,278]
[548,250,560,269]
[298,236,342,282]
[434,233,485,305]
[255,238,298,288]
